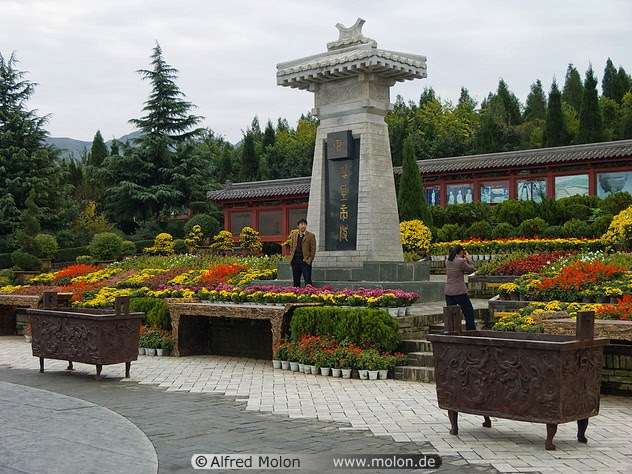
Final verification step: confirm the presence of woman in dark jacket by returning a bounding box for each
[445,244,477,330]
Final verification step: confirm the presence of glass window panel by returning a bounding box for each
[446,183,473,205]
[555,174,588,199]
[480,180,509,204]
[517,179,547,202]
[288,208,308,228]
[424,186,440,206]
[597,172,632,198]
[229,211,252,236]
[258,210,282,236]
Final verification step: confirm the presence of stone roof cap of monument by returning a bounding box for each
[277,18,426,90]
[393,139,632,175]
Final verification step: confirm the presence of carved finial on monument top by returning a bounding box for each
[327,18,377,51]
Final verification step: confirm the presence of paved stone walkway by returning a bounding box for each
[1,336,631,473]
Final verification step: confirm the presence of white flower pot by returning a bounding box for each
[272,359,282,369]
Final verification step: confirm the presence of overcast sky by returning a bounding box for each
[2,0,630,144]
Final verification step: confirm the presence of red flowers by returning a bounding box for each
[495,251,573,276]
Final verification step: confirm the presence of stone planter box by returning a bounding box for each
[27,293,143,380]
[427,306,608,450]
[468,275,518,299]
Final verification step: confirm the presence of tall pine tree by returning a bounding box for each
[397,134,431,224]
[562,64,584,113]
[577,65,604,144]
[100,43,205,226]
[543,80,570,147]
[0,52,65,239]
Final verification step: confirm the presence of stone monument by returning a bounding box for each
[274,19,442,300]
[277,18,426,267]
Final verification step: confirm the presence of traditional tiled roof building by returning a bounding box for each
[207,139,632,247]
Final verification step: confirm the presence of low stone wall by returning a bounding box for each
[541,317,632,395]
[541,318,632,341]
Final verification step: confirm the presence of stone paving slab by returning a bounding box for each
[1,336,631,473]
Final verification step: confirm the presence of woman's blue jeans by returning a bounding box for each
[445,294,476,330]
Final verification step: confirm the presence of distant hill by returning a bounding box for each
[46,132,142,160]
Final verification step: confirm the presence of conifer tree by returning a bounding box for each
[602,58,622,103]
[562,64,584,112]
[100,43,205,225]
[240,131,258,181]
[523,80,547,122]
[397,134,431,224]
[0,52,65,237]
[88,130,108,167]
[577,65,604,144]
[543,80,570,147]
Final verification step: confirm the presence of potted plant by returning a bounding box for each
[24,323,32,343]
[161,332,174,356]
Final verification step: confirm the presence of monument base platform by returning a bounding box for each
[250,261,445,303]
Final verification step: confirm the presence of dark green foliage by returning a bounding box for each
[544,80,571,147]
[562,64,584,112]
[100,43,205,225]
[163,219,185,239]
[492,200,538,227]
[562,218,593,238]
[600,191,632,216]
[397,135,430,223]
[523,80,547,122]
[88,130,108,167]
[133,240,154,253]
[0,253,14,269]
[239,131,258,181]
[429,206,448,229]
[173,239,187,254]
[289,307,400,352]
[55,246,89,263]
[11,249,42,271]
[88,232,124,261]
[518,217,548,238]
[465,220,493,240]
[591,215,613,237]
[602,58,631,104]
[562,203,593,221]
[130,297,171,329]
[437,224,463,242]
[540,225,563,238]
[537,197,564,226]
[120,240,137,257]
[0,53,66,238]
[577,65,605,144]
[492,222,517,239]
[33,233,58,259]
[184,213,220,239]
[445,203,491,228]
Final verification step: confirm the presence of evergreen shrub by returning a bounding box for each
[130,297,171,329]
[11,250,42,271]
[88,232,123,261]
[600,191,632,216]
[519,217,548,238]
[56,246,89,263]
[289,307,400,352]
[492,222,516,239]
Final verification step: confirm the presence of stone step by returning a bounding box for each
[406,351,434,367]
[398,339,432,353]
[393,365,435,383]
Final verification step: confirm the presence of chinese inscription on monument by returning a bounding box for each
[325,131,359,250]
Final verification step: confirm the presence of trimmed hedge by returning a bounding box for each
[0,253,13,269]
[56,246,89,263]
[130,297,171,329]
[289,306,400,352]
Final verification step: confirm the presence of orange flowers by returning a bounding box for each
[196,263,247,286]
